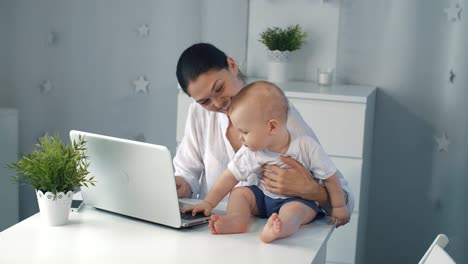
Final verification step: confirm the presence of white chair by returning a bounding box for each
[419,234,456,264]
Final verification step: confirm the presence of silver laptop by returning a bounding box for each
[69,130,210,228]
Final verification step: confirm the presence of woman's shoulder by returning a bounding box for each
[188,102,227,127]
[295,133,320,149]
[189,101,207,115]
[189,102,217,119]
[286,103,318,138]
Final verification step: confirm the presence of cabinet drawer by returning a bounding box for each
[330,157,363,214]
[288,98,366,158]
[326,213,359,264]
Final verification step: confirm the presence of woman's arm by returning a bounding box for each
[262,156,329,203]
[173,103,205,197]
[262,155,350,215]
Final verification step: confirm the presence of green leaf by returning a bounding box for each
[5,133,96,196]
[259,24,307,51]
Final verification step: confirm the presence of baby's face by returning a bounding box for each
[230,106,271,151]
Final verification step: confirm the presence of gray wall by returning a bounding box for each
[5,0,248,222]
[246,0,340,81]
[0,0,19,233]
[337,0,467,263]
[201,0,249,69]
[0,109,19,231]
[0,0,12,106]
[10,0,200,220]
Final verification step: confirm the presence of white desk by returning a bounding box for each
[0,206,334,264]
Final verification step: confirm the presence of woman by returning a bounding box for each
[174,43,353,226]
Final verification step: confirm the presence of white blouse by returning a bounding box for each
[173,101,355,213]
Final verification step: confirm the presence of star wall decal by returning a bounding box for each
[444,3,462,22]
[137,24,150,38]
[434,132,450,152]
[133,76,150,94]
[47,32,56,46]
[40,80,53,94]
[449,70,455,83]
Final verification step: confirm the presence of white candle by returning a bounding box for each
[317,68,334,86]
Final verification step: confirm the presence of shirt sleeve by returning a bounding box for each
[228,147,259,182]
[173,102,204,197]
[301,136,337,180]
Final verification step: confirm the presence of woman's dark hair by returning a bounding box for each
[176,43,244,96]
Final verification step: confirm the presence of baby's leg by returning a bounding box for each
[209,187,258,234]
[260,201,317,243]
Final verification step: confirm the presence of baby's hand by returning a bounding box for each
[181,201,214,216]
[328,206,350,228]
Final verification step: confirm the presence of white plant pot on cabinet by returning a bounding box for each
[267,50,291,83]
[36,190,73,226]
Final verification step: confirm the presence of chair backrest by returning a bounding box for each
[418,234,456,264]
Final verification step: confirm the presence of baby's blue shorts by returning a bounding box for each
[245,185,326,223]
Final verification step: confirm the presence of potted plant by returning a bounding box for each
[259,24,307,83]
[7,133,95,226]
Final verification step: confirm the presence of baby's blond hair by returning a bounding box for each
[230,81,289,124]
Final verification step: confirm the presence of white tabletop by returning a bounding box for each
[0,206,334,264]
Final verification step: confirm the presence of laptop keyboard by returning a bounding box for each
[180,212,209,220]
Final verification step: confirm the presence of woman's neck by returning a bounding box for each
[226,119,243,153]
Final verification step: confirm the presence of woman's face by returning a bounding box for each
[187,57,244,114]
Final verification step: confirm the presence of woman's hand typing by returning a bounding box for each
[175,176,192,198]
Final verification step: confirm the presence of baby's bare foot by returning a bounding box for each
[209,214,249,234]
[208,215,219,234]
[260,213,282,243]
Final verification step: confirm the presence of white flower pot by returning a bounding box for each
[36,190,73,226]
[267,50,291,83]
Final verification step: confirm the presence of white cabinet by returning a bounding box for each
[176,81,376,264]
[0,108,19,231]
[284,82,375,264]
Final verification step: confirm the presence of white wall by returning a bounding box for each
[5,0,249,223]
[247,0,340,81]
[201,0,249,69]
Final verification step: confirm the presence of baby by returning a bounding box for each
[182,81,349,243]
